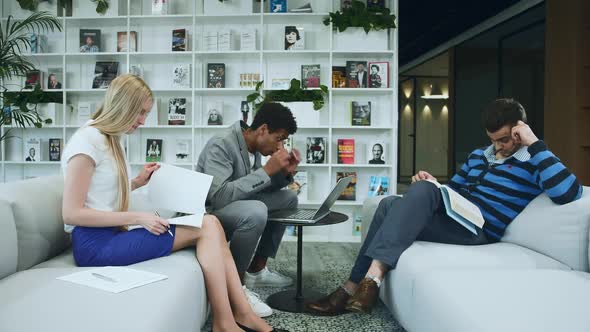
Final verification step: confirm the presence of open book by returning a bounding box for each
[148,163,213,228]
[426,179,485,235]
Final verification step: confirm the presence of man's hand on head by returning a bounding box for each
[283,148,301,175]
[511,120,538,146]
[411,170,437,183]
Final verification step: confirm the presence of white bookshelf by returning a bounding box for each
[0,0,399,243]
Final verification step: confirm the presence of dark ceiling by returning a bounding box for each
[399,0,521,67]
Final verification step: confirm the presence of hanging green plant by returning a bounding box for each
[246,79,329,113]
[323,0,397,33]
[91,0,109,15]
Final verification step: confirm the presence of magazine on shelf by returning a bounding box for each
[283,137,293,153]
[284,26,304,51]
[46,67,62,90]
[207,63,225,88]
[286,171,308,202]
[152,0,168,15]
[203,31,218,51]
[25,70,43,89]
[351,101,371,126]
[175,139,190,163]
[368,176,389,197]
[218,29,233,51]
[306,137,326,164]
[332,66,347,88]
[117,31,137,52]
[92,61,119,89]
[24,137,41,162]
[368,61,389,88]
[346,61,368,88]
[171,63,190,88]
[240,29,257,51]
[79,29,100,53]
[337,138,355,164]
[336,171,357,201]
[168,98,186,125]
[270,0,287,12]
[172,29,187,52]
[301,64,320,88]
[206,101,223,126]
[367,140,386,164]
[426,179,485,235]
[77,102,95,125]
[353,213,362,236]
[146,139,163,162]
[48,138,62,162]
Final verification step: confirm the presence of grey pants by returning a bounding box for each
[212,189,298,276]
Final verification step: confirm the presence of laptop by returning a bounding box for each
[268,176,353,224]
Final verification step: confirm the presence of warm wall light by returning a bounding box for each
[421,82,448,99]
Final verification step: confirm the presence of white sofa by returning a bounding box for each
[0,176,208,332]
[361,187,590,332]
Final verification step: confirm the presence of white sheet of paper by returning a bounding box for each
[168,214,204,228]
[57,267,167,293]
[148,163,213,215]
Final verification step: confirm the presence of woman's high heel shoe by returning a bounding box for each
[236,321,289,332]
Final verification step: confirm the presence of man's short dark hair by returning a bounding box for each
[482,98,527,132]
[250,103,297,135]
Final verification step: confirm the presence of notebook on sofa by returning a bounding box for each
[426,179,485,235]
[57,267,167,293]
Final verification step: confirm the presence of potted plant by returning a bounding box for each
[0,12,62,142]
[324,0,397,51]
[246,79,328,126]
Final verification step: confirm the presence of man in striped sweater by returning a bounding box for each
[307,98,583,316]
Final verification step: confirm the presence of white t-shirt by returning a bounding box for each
[61,121,130,233]
[248,152,256,172]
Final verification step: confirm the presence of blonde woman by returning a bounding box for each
[61,74,288,332]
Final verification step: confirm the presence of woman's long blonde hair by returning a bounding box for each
[90,74,153,212]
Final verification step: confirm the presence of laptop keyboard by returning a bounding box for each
[287,209,317,220]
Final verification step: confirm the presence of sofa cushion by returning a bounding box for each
[502,186,590,272]
[0,253,207,332]
[410,269,590,332]
[0,176,69,271]
[382,241,571,329]
[0,200,18,279]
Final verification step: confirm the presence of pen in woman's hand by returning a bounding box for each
[155,211,174,237]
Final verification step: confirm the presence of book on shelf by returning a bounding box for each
[332,66,347,88]
[207,63,226,88]
[336,171,357,201]
[240,29,257,51]
[240,101,251,124]
[286,170,308,202]
[353,213,362,236]
[270,0,287,13]
[175,139,191,163]
[337,139,355,164]
[146,139,163,162]
[368,176,389,197]
[92,61,119,89]
[146,97,159,126]
[346,61,368,88]
[171,63,190,89]
[79,29,100,53]
[306,137,326,164]
[367,0,386,10]
[218,29,234,51]
[172,29,187,52]
[203,31,218,51]
[40,103,58,125]
[117,31,137,52]
[206,101,224,126]
[130,64,144,78]
[46,67,62,90]
[240,73,260,88]
[283,137,293,153]
[152,0,168,15]
[25,70,43,89]
[368,61,389,88]
[301,64,320,88]
[351,101,371,126]
[425,179,485,235]
[27,33,47,54]
[24,137,41,162]
[168,98,186,125]
[77,102,95,125]
[271,78,291,89]
[367,140,386,164]
[49,138,62,162]
[284,26,304,51]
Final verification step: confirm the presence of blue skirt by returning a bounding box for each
[72,225,177,267]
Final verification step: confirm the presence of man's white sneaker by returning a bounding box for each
[243,266,293,288]
[243,285,273,318]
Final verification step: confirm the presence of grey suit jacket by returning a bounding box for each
[196,121,293,210]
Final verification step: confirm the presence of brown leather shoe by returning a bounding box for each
[305,287,351,316]
[345,278,379,314]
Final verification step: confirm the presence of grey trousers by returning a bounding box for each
[349,181,491,283]
[211,189,298,276]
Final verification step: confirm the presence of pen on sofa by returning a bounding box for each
[155,211,174,237]
[91,272,117,283]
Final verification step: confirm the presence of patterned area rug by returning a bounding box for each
[202,242,405,332]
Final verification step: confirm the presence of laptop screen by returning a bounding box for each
[313,176,353,218]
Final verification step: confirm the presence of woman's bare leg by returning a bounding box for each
[173,218,242,332]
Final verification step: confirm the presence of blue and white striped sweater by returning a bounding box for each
[448,140,583,240]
